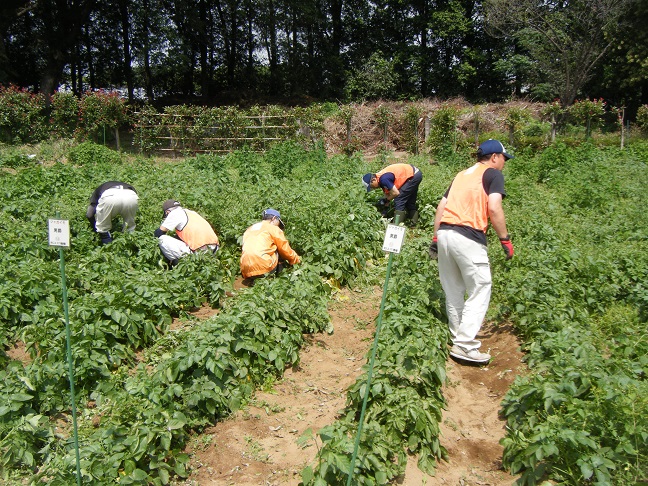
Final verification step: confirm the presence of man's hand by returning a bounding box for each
[378,197,389,207]
[500,235,514,260]
[429,236,438,260]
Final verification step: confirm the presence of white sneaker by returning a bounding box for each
[450,345,490,364]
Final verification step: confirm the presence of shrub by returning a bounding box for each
[0,85,47,144]
[50,91,80,138]
[504,106,533,147]
[68,141,122,165]
[568,99,606,138]
[636,104,648,134]
[425,104,461,154]
[400,105,424,154]
[76,90,130,141]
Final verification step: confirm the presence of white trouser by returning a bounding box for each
[437,229,492,351]
[95,188,139,233]
[158,235,191,261]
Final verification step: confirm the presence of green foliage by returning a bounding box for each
[2,136,647,485]
[401,105,424,154]
[0,141,387,484]
[67,141,122,165]
[505,106,534,146]
[540,100,564,122]
[50,91,79,138]
[493,141,648,485]
[0,85,47,144]
[425,105,461,155]
[303,242,448,485]
[636,104,648,134]
[0,148,39,168]
[345,52,398,101]
[568,99,606,138]
[76,90,130,141]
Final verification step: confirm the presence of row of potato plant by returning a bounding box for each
[0,141,388,483]
[493,143,648,484]
[302,238,449,484]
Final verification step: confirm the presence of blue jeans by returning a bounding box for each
[393,168,422,212]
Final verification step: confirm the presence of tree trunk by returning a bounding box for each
[142,0,154,102]
[198,0,209,96]
[119,0,134,102]
[84,24,96,91]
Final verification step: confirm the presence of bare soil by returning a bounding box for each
[175,286,526,486]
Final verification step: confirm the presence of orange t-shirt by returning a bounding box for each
[240,220,300,278]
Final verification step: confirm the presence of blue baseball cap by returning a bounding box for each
[477,139,514,160]
[362,173,373,191]
[262,208,284,229]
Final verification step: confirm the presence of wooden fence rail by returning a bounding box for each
[134,112,312,156]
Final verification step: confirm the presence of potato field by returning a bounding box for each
[0,138,646,485]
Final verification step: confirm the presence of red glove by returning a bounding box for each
[500,235,514,260]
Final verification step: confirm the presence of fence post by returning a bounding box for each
[620,107,625,150]
[424,116,430,143]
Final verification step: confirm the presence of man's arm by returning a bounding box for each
[433,197,448,236]
[385,186,400,200]
[488,193,508,239]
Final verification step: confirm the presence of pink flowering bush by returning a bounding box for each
[76,90,130,141]
[50,90,80,138]
[0,85,47,143]
[569,98,606,138]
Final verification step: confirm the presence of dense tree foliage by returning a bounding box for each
[0,0,646,113]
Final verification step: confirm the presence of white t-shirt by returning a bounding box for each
[162,208,188,232]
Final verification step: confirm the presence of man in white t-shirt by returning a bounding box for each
[154,199,219,266]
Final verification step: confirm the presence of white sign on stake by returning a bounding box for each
[382,224,405,253]
[48,219,70,247]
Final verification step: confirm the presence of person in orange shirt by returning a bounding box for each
[240,208,301,285]
[155,199,219,266]
[362,163,422,225]
[430,139,514,365]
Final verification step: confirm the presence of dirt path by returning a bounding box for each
[176,287,525,486]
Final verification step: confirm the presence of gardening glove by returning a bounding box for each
[378,197,389,207]
[500,235,514,260]
[428,236,438,260]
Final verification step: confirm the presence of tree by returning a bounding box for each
[484,0,633,107]
[345,51,398,101]
[37,0,96,99]
[585,0,648,117]
[0,0,31,84]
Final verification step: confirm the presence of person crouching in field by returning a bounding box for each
[240,208,301,286]
[362,163,422,225]
[86,181,139,245]
[155,199,219,267]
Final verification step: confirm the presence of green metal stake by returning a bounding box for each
[56,213,82,486]
[346,214,402,486]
